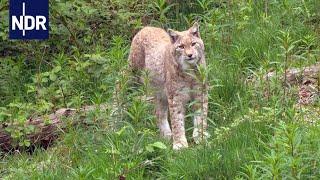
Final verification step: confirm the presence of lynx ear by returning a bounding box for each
[167,29,179,43]
[189,22,200,38]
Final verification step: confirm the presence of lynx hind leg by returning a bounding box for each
[155,93,172,140]
[193,112,210,144]
[129,36,145,70]
[129,37,145,87]
[192,92,210,144]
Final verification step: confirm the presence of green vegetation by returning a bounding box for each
[1,0,319,179]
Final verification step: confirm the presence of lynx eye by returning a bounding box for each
[191,42,197,46]
[178,44,185,49]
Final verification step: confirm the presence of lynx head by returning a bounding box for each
[168,22,204,70]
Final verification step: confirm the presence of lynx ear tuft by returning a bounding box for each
[189,22,200,38]
[167,29,179,43]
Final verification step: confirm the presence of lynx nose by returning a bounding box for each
[187,54,193,58]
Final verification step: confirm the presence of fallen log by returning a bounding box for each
[286,63,320,86]
[0,105,109,152]
[264,63,320,105]
[265,62,320,86]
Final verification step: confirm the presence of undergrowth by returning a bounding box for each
[0,0,319,179]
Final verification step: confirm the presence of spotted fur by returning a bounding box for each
[129,23,209,150]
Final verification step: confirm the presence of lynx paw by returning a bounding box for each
[193,128,210,144]
[173,139,188,150]
[160,131,172,140]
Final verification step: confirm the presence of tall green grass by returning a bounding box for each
[1,0,319,179]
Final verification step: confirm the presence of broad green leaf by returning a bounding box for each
[151,142,167,149]
[49,73,57,81]
[53,65,62,73]
[146,145,154,153]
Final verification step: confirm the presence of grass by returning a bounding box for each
[1,117,271,179]
[1,0,320,179]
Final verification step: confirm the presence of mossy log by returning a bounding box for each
[0,105,108,152]
[265,63,320,86]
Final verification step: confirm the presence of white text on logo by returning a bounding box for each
[11,2,47,36]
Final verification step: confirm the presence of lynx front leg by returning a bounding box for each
[168,96,188,150]
[192,90,209,144]
[155,95,172,140]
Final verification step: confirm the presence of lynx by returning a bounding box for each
[129,23,209,150]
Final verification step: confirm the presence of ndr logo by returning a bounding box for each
[9,0,49,39]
